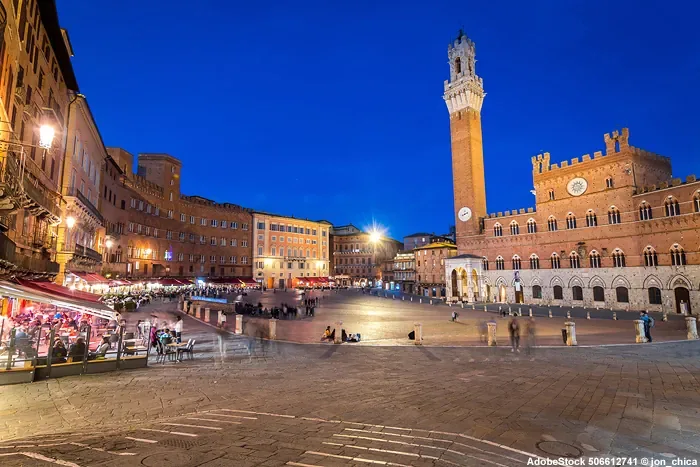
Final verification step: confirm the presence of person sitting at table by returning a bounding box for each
[158,329,172,345]
[51,339,68,364]
[68,337,86,362]
[89,336,111,360]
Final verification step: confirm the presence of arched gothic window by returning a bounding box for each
[510,221,519,236]
[529,254,540,270]
[527,218,536,233]
[670,244,686,266]
[566,213,577,229]
[639,202,653,221]
[495,256,505,270]
[665,197,680,217]
[550,253,560,269]
[547,216,557,232]
[586,210,597,227]
[643,246,658,267]
[569,252,581,269]
[608,206,621,224]
[493,223,503,237]
[512,255,521,270]
[589,250,601,268]
[611,248,626,267]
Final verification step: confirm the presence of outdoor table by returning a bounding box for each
[166,342,187,361]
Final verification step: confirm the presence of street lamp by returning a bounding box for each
[65,216,76,229]
[105,239,113,249]
[38,124,56,150]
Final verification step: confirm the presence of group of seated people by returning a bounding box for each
[48,335,112,364]
[321,326,360,343]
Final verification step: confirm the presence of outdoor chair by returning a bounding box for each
[155,341,175,364]
[177,339,195,360]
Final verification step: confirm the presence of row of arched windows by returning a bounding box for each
[534,285,661,305]
[483,244,687,271]
[492,191,700,237]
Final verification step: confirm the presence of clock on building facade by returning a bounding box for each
[567,177,588,196]
[458,206,472,222]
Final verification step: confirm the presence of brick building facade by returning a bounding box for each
[443,31,700,315]
[415,242,457,297]
[330,224,401,287]
[252,212,330,289]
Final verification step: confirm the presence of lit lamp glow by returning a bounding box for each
[369,231,381,243]
[65,216,76,229]
[38,125,55,150]
[144,248,152,256]
[105,239,113,249]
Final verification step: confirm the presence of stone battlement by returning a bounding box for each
[126,174,164,198]
[180,194,251,212]
[488,207,535,219]
[532,128,670,175]
[634,174,698,195]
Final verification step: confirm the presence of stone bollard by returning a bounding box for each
[269,319,278,340]
[235,314,243,334]
[484,306,488,312]
[634,319,647,343]
[587,311,591,320]
[461,302,464,309]
[218,310,226,327]
[529,308,533,317]
[686,316,699,340]
[662,312,668,322]
[392,295,394,300]
[565,321,577,346]
[430,300,433,305]
[487,322,497,346]
[419,298,422,304]
[508,306,512,316]
[411,297,413,302]
[196,305,202,318]
[414,323,423,345]
[518,307,522,317]
[613,312,617,320]
[335,321,343,344]
[204,308,211,323]
[566,310,571,319]
[548,309,552,318]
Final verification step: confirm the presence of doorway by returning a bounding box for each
[278,278,286,289]
[498,284,506,302]
[675,287,691,314]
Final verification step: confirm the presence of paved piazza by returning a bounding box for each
[1,298,700,466]
[236,290,688,346]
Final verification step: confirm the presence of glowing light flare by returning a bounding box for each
[65,216,76,229]
[105,239,113,249]
[39,125,55,149]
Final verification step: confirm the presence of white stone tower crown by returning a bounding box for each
[443,30,485,114]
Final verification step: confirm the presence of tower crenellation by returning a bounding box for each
[443,31,485,115]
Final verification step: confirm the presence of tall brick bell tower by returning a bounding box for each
[444,30,486,252]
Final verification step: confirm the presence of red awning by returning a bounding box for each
[238,277,259,287]
[156,278,193,286]
[69,271,109,285]
[16,279,103,303]
[108,279,132,287]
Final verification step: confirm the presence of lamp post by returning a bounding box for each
[105,238,113,263]
[369,230,381,288]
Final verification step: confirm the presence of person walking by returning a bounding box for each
[640,311,653,342]
[525,317,536,355]
[508,317,520,353]
[174,316,183,343]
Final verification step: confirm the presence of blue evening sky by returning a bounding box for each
[59,0,699,240]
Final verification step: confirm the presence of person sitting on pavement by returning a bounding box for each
[341,329,348,342]
[321,326,332,341]
[68,337,86,361]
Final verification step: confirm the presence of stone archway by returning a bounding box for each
[675,287,691,314]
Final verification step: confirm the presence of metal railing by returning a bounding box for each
[65,187,103,222]
[64,243,103,262]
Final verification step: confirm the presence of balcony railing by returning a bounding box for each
[65,187,103,223]
[66,243,103,263]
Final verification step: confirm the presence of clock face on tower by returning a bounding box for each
[458,206,472,222]
[567,177,588,197]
